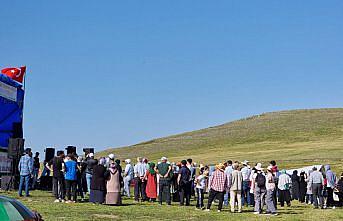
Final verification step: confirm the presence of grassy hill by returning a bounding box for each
[99,108,343,171]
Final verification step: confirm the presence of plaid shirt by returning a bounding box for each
[209,169,228,192]
[18,154,33,176]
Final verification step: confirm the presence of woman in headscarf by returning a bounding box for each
[291,170,300,200]
[299,171,307,203]
[90,158,106,204]
[145,162,157,202]
[105,161,122,205]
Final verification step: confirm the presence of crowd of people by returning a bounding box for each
[17,148,343,216]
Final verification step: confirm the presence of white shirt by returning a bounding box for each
[241,166,251,181]
[134,162,146,177]
[196,175,206,189]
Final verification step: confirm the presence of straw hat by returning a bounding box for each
[216,163,225,170]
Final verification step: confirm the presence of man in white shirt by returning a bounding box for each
[241,160,252,206]
[224,160,233,206]
[134,157,147,202]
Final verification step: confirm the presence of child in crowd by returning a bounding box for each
[195,167,209,209]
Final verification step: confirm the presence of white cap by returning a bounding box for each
[108,154,115,160]
[125,159,131,164]
[89,153,94,157]
[161,157,167,161]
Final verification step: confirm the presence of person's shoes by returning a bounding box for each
[253,211,260,215]
[238,210,242,213]
[217,210,221,213]
[18,195,23,197]
[231,210,235,213]
[25,195,31,197]
[61,199,65,203]
[54,199,60,203]
[65,200,72,204]
[204,209,210,212]
[195,208,200,210]
[271,212,278,216]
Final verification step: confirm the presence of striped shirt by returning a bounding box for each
[209,169,228,192]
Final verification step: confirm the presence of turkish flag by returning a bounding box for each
[1,66,26,83]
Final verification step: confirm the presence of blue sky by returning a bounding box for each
[1,1,342,155]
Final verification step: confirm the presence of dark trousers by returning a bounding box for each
[207,189,225,211]
[65,180,77,201]
[312,183,323,208]
[134,177,147,201]
[179,182,191,206]
[159,178,171,205]
[279,189,291,207]
[326,187,334,207]
[76,176,84,199]
[196,188,204,208]
[53,176,65,200]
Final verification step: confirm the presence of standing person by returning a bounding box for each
[252,163,266,214]
[325,165,336,207]
[178,160,192,206]
[223,160,233,206]
[299,171,307,203]
[84,153,97,194]
[229,163,243,213]
[306,170,313,205]
[123,159,134,198]
[18,148,33,197]
[145,162,157,202]
[105,161,122,205]
[156,157,172,205]
[205,163,228,212]
[291,170,300,200]
[278,170,292,207]
[335,173,343,207]
[195,170,208,209]
[64,154,78,203]
[309,166,324,209]
[265,166,278,215]
[76,156,86,202]
[241,160,251,206]
[32,152,40,189]
[186,159,196,197]
[47,151,65,202]
[90,158,106,204]
[134,157,147,202]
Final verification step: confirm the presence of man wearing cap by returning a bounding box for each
[309,166,324,209]
[241,160,252,206]
[156,157,172,205]
[123,159,134,197]
[18,148,33,197]
[134,157,147,202]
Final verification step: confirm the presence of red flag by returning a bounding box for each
[1,66,26,83]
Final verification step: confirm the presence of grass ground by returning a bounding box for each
[1,190,342,221]
[98,108,343,172]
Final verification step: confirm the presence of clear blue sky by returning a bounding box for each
[1,1,342,155]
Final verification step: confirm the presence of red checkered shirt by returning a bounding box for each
[209,169,228,192]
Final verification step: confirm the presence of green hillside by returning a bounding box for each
[99,108,343,171]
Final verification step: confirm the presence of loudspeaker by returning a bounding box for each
[8,138,25,158]
[66,146,76,154]
[44,147,55,162]
[12,122,23,138]
[83,148,94,154]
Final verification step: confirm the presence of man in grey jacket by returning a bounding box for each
[229,163,243,213]
[309,167,324,209]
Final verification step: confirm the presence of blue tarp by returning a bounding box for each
[0,73,24,149]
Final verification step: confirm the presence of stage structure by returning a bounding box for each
[0,73,25,174]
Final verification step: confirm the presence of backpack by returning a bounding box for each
[255,173,266,188]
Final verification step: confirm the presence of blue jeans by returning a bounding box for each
[86,173,92,193]
[224,191,230,206]
[18,175,30,196]
[242,181,251,206]
[123,176,132,197]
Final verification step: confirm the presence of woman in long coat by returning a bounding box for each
[90,158,106,204]
[145,162,157,201]
[105,162,122,205]
[291,170,300,200]
[299,171,307,203]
